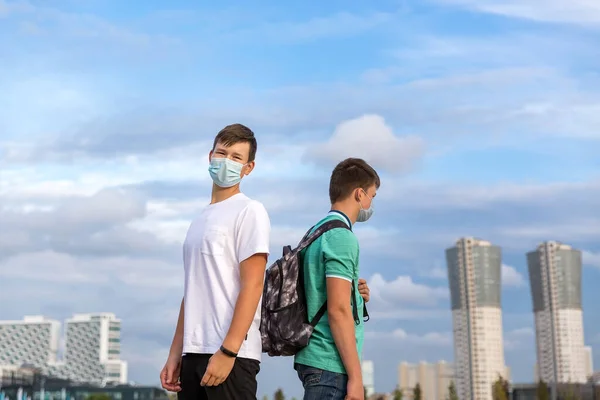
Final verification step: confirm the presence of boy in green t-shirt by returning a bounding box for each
[294,157,380,400]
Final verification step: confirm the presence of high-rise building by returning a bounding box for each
[398,361,454,400]
[362,360,375,397]
[584,346,594,380]
[527,241,587,384]
[446,237,507,400]
[59,313,127,385]
[0,316,61,369]
[0,313,127,386]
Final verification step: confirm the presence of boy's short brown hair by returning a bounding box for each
[329,158,380,204]
[212,123,258,162]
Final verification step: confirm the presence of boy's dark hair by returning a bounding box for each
[212,123,257,162]
[329,158,380,204]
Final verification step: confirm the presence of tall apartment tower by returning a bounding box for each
[0,316,61,369]
[446,237,507,400]
[361,360,375,397]
[398,361,454,400]
[527,241,586,384]
[59,313,128,385]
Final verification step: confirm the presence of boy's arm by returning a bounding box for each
[323,231,362,383]
[221,252,268,353]
[201,201,271,386]
[327,278,362,381]
[168,297,185,359]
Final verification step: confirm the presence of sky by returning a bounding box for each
[1,0,600,398]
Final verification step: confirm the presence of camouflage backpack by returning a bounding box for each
[260,219,351,356]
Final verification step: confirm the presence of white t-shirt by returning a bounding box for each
[182,193,271,361]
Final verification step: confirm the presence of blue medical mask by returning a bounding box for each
[356,190,374,223]
[208,157,246,188]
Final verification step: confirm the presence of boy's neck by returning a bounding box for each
[330,200,358,225]
[210,184,241,204]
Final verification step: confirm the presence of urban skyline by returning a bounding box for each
[1,237,595,397]
[0,313,128,386]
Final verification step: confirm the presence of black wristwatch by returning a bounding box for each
[220,345,238,358]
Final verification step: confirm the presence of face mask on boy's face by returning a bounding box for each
[208,157,246,188]
[356,189,374,223]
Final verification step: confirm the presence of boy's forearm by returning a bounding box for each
[329,307,362,380]
[169,298,185,358]
[222,280,264,353]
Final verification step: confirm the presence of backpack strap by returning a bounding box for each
[296,219,350,253]
[310,302,328,327]
[310,280,367,327]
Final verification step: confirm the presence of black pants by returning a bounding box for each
[177,353,260,400]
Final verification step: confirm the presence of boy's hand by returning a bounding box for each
[358,278,370,302]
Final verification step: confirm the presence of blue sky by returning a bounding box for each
[1,0,600,397]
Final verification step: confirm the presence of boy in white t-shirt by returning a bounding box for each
[160,124,271,400]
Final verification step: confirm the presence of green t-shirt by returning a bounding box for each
[293,211,364,374]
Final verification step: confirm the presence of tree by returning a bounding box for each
[536,379,549,400]
[413,383,422,400]
[85,395,111,400]
[561,385,580,400]
[447,381,459,400]
[262,396,269,400]
[393,388,404,400]
[492,376,509,400]
[274,388,285,400]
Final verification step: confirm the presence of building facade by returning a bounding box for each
[398,361,454,400]
[446,237,507,400]
[362,360,375,397]
[527,242,587,384]
[584,346,594,381]
[0,314,127,386]
[58,313,128,385]
[0,316,61,369]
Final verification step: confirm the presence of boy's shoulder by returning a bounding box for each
[237,195,270,222]
[312,215,357,244]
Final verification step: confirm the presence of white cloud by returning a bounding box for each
[0,250,182,288]
[0,0,178,48]
[582,250,600,268]
[231,11,395,44]
[421,266,447,279]
[504,327,535,350]
[303,114,425,173]
[368,272,449,307]
[367,309,449,321]
[503,264,525,288]
[432,0,600,26]
[365,329,452,346]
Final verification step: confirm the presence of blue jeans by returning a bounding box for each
[295,363,348,400]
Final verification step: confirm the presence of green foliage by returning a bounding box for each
[447,381,459,400]
[274,388,285,400]
[393,388,403,400]
[85,394,112,400]
[536,380,549,400]
[492,375,509,400]
[413,383,422,400]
